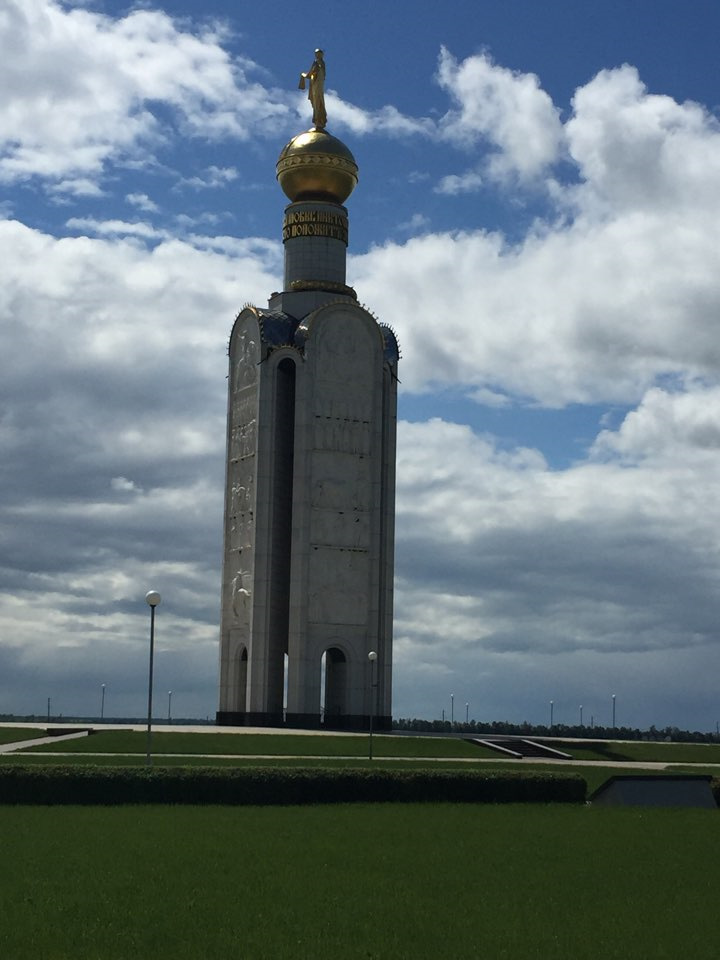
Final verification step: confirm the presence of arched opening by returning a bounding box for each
[237,646,248,712]
[267,356,296,715]
[321,647,347,722]
[283,651,289,721]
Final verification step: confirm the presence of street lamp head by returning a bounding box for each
[145,590,161,607]
[368,651,377,662]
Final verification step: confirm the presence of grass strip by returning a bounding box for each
[21,729,497,757]
[2,804,720,959]
[548,739,720,764]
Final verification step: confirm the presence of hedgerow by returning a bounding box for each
[0,765,587,805]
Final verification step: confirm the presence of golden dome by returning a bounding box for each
[276,129,358,204]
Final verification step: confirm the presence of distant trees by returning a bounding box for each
[393,717,720,744]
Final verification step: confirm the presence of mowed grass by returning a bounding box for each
[2,804,720,960]
[553,739,720,765]
[19,729,498,759]
[0,727,47,745]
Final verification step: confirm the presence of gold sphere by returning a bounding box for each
[276,129,358,204]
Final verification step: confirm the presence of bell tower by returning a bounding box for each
[217,53,399,729]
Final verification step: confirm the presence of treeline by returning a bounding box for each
[393,718,720,744]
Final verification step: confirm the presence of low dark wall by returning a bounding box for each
[216,711,392,732]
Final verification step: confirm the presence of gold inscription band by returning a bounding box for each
[282,210,349,244]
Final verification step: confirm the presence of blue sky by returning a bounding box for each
[3,0,720,730]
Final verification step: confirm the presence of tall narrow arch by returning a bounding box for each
[321,646,348,721]
[266,355,296,715]
[237,646,248,711]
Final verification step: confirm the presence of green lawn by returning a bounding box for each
[0,727,46,745]
[19,729,499,759]
[2,803,719,959]
[548,739,720,764]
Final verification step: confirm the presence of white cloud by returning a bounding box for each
[352,64,720,408]
[436,47,564,182]
[327,96,433,138]
[435,170,484,195]
[180,165,239,190]
[566,65,720,216]
[0,0,289,192]
[593,385,720,463]
[394,415,720,670]
[66,217,171,241]
[126,192,160,213]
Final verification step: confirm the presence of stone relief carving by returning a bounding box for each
[233,325,258,392]
[230,419,257,462]
[231,570,253,622]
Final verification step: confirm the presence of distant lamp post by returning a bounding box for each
[47,697,51,722]
[168,690,172,723]
[465,702,469,724]
[101,683,106,721]
[612,694,616,730]
[579,704,583,727]
[367,651,378,760]
[550,700,554,729]
[145,590,161,766]
[450,693,454,725]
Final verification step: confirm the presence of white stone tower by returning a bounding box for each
[217,68,399,729]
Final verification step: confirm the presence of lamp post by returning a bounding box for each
[168,690,172,724]
[145,590,161,766]
[465,702,469,724]
[579,704,583,727]
[450,693,454,725]
[367,651,377,760]
[100,683,106,721]
[612,694,616,730]
[550,700,554,729]
[47,697,51,722]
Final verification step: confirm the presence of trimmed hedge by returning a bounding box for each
[0,765,587,806]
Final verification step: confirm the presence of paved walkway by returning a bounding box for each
[2,725,720,772]
[0,731,91,753]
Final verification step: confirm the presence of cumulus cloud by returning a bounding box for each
[0,0,289,192]
[394,415,720,693]
[126,193,160,213]
[353,62,720,407]
[434,170,484,195]
[0,212,287,715]
[436,47,564,182]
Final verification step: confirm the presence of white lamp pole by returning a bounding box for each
[145,591,161,766]
[100,683,106,721]
[550,700,554,729]
[450,693,454,725]
[168,690,172,723]
[368,651,377,760]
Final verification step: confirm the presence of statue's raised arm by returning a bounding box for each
[299,48,327,130]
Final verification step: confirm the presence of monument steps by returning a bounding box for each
[467,737,573,760]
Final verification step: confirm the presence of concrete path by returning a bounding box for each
[0,731,90,754]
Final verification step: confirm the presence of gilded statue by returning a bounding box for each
[299,49,327,130]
